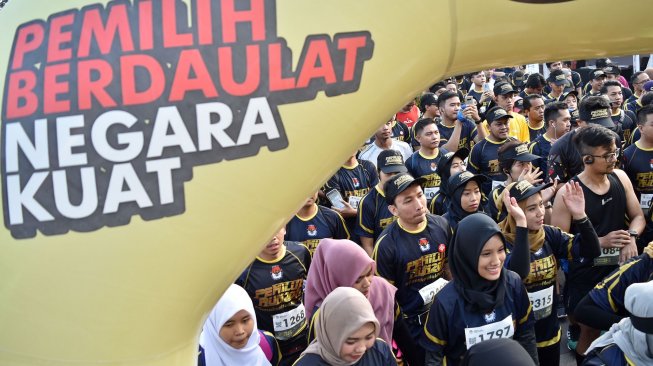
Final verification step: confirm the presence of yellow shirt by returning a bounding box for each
[481,111,531,143]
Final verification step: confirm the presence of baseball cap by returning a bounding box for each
[512,70,526,87]
[579,106,615,129]
[486,106,513,124]
[420,93,438,108]
[603,64,620,75]
[448,171,489,193]
[547,69,567,86]
[377,149,408,174]
[507,180,553,203]
[498,142,540,162]
[436,148,470,177]
[559,87,578,102]
[494,82,517,96]
[384,173,425,205]
[642,80,653,93]
[590,69,607,80]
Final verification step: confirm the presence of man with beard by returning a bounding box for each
[436,91,484,152]
[551,125,644,364]
[547,96,622,183]
[481,82,531,142]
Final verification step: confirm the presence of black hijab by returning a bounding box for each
[443,175,485,231]
[450,213,507,313]
[460,338,535,366]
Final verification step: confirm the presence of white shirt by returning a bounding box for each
[359,140,413,168]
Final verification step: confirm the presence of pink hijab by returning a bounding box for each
[304,238,397,344]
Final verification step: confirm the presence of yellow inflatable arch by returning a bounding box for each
[0,0,651,364]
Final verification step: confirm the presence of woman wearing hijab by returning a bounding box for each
[442,171,488,233]
[304,238,396,345]
[295,287,398,365]
[199,284,279,366]
[584,280,653,366]
[429,148,469,215]
[499,180,600,366]
[421,213,538,366]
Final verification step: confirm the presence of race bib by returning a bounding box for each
[464,314,514,350]
[424,187,440,201]
[272,304,306,340]
[491,180,504,191]
[527,286,554,320]
[640,193,653,209]
[594,247,620,266]
[418,278,449,305]
[348,195,362,209]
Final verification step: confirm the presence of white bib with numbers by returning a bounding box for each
[418,278,449,305]
[272,304,306,339]
[424,187,440,201]
[527,286,554,320]
[594,247,620,266]
[464,314,514,349]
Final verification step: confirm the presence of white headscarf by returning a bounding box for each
[586,280,653,365]
[199,284,271,366]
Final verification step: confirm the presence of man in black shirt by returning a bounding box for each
[601,80,637,146]
[519,73,546,98]
[551,125,644,363]
[581,69,607,101]
[547,96,621,183]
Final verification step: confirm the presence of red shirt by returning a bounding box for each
[396,105,420,128]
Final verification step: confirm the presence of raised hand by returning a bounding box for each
[561,181,585,220]
[503,188,526,227]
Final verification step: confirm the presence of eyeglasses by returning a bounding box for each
[586,152,618,162]
[635,79,650,85]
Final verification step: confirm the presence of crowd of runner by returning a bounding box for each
[199,59,653,366]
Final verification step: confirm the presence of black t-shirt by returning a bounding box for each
[236,242,311,350]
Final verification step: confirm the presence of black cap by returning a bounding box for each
[570,108,579,127]
[498,142,540,162]
[512,70,526,87]
[603,64,620,75]
[590,69,607,80]
[508,180,553,203]
[420,93,438,108]
[547,69,567,86]
[377,149,408,174]
[494,82,517,96]
[436,148,469,177]
[579,106,615,129]
[448,171,488,193]
[514,97,524,112]
[384,173,425,205]
[558,87,578,102]
[486,106,513,123]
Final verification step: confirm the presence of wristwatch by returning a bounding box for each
[544,202,553,209]
[628,229,639,240]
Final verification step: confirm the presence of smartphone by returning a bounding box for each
[465,95,475,106]
[483,83,491,92]
[326,189,345,210]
